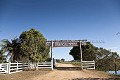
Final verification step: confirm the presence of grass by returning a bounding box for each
[61,61,81,66]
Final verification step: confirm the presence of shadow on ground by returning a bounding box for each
[54,67,81,71]
[71,78,120,80]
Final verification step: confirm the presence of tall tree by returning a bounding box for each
[0,38,21,62]
[69,42,96,61]
[96,51,119,71]
[69,42,120,71]
[0,50,5,63]
[110,52,119,74]
[19,28,49,62]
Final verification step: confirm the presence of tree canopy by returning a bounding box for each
[69,42,97,61]
[19,28,50,62]
[69,42,120,71]
[0,38,21,62]
[0,28,50,62]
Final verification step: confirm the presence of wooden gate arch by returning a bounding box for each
[46,40,95,70]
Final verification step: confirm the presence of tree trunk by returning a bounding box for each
[115,63,117,75]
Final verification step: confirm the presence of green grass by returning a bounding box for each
[61,61,81,66]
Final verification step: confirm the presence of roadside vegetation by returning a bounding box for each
[0,28,50,63]
[61,61,80,67]
[70,42,120,72]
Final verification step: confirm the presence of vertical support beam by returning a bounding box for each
[6,63,9,74]
[94,60,95,70]
[80,41,83,62]
[36,62,38,70]
[8,62,11,74]
[16,62,18,72]
[79,41,83,69]
[51,41,53,59]
[51,41,53,70]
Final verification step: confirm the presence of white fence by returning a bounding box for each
[0,60,95,74]
[0,62,23,74]
[23,62,52,70]
[81,61,95,70]
[0,61,52,74]
[0,63,8,74]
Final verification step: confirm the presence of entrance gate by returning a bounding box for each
[46,40,95,70]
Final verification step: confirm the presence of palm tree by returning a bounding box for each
[0,38,22,62]
[0,50,5,63]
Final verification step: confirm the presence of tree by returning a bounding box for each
[110,52,119,74]
[19,28,49,62]
[0,38,21,62]
[69,42,96,61]
[56,59,60,63]
[0,50,5,63]
[61,58,65,62]
[69,42,120,71]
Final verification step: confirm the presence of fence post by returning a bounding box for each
[51,59,53,70]
[80,61,83,70]
[16,62,18,72]
[93,60,95,70]
[8,62,11,74]
[6,63,9,74]
[36,62,38,70]
[22,63,24,70]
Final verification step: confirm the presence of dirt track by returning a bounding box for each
[0,63,119,80]
[33,63,119,80]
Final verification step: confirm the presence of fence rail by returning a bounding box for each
[81,61,95,70]
[0,60,95,74]
[0,61,52,74]
[0,63,8,74]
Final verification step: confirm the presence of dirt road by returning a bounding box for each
[32,63,119,80]
[0,63,119,80]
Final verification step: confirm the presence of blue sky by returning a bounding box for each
[0,0,120,60]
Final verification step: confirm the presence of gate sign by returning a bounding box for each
[53,42,78,47]
[46,40,87,47]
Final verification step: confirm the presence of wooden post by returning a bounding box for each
[6,63,9,74]
[79,41,83,69]
[93,60,95,70]
[115,63,117,75]
[8,62,11,74]
[16,62,18,72]
[36,62,38,70]
[51,41,53,70]
[51,41,53,60]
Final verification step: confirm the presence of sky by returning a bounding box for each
[0,0,120,61]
